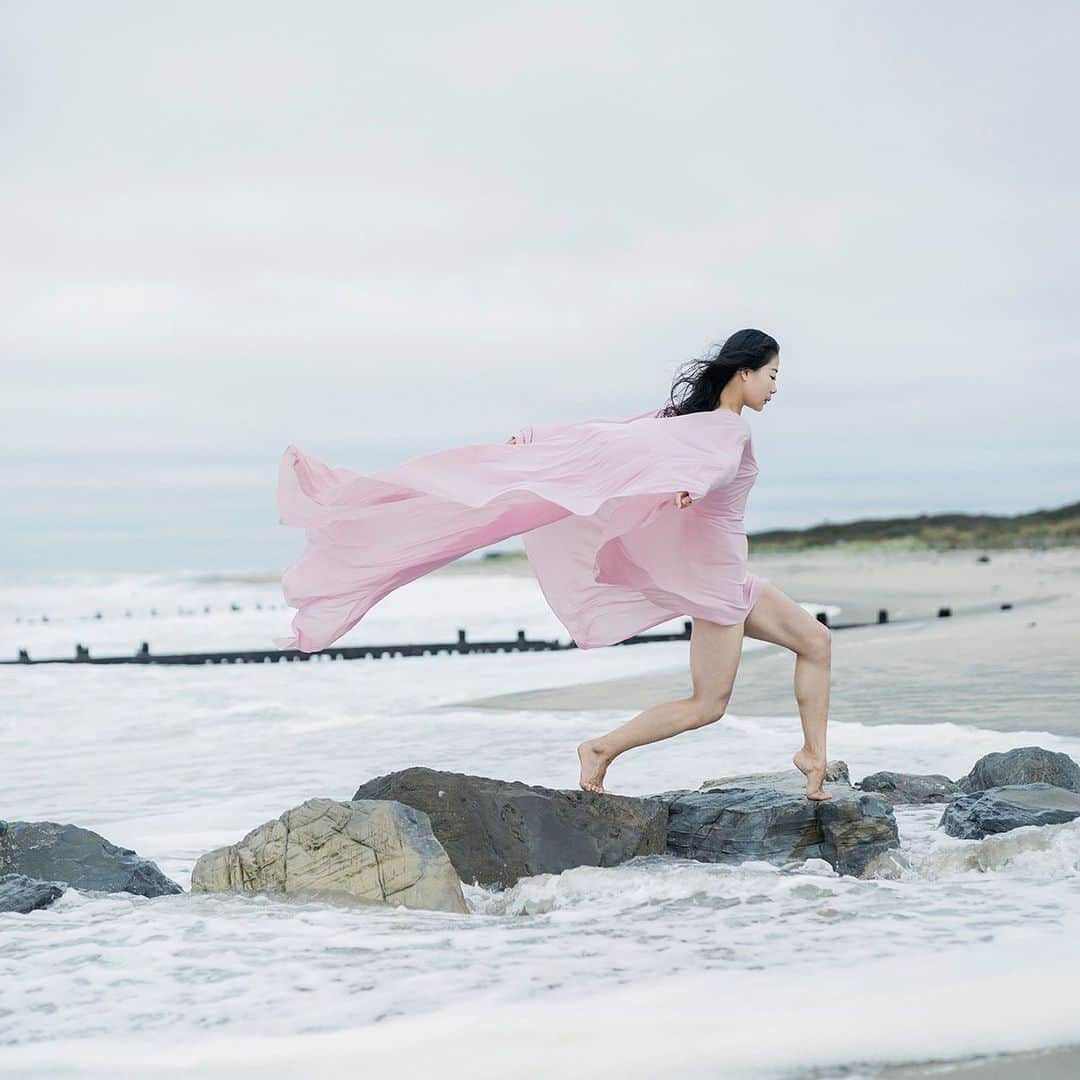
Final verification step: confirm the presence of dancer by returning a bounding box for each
[276,328,832,801]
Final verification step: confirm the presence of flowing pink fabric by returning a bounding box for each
[275,406,768,652]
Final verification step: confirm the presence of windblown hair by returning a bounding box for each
[658,329,780,417]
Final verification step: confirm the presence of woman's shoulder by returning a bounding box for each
[652,405,749,423]
[651,408,752,456]
[711,407,751,426]
[698,408,752,440]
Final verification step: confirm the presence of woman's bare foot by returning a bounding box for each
[577,740,611,793]
[792,748,833,801]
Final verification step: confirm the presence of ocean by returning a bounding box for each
[2,568,1079,1077]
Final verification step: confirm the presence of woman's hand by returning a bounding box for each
[674,491,693,509]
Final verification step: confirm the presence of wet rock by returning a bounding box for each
[856,771,963,805]
[0,873,66,914]
[660,760,899,877]
[958,747,1080,794]
[815,795,899,876]
[0,820,181,898]
[701,759,851,788]
[939,783,1080,840]
[352,767,668,889]
[191,797,467,914]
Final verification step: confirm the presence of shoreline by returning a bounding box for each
[874,1041,1080,1078]
[447,545,1080,735]
[449,545,1080,1079]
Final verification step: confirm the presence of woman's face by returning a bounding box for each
[746,353,779,411]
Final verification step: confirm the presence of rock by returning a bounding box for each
[0,873,66,914]
[191,797,467,913]
[815,795,899,876]
[701,759,851,788]
[939,783,1080,839]
[0,820,181,898]
[958,747,1080,794]
[660,760,898,877]
[856,771,963,805]
[352,767,668,888]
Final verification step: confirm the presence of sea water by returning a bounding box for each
[2,569,1079,1078]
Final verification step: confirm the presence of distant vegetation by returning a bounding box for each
[748,499,1080,552]
[473,499,1080,565]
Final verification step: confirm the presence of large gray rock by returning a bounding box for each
[856,771,963,805]
[352,767,668,888]
[0,820,181,898]
[191,797,467,914]
[661,760,899,877]
[0,873,66,914]
[958,747,1080,794]
[939,783,1080,839]
[701,760,852,788]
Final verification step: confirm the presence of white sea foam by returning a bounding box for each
[0,564,589,659]
[2,570,1078,1076]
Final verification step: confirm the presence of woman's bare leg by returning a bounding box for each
[577,618,745,793]
[743,582,833,800]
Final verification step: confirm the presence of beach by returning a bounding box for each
[451,546,1080,736]
[2,545,1079,1078]
[443,545,1080,1078]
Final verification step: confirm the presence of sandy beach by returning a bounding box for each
[447,547,1080,737]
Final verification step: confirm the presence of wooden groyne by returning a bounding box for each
[7,624,690,666]
[1,604,1017,666]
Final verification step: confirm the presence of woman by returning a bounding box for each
[275,329,832,802]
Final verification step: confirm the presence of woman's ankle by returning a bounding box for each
[590,740,618,765]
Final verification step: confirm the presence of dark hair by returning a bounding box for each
[658,328,780,417]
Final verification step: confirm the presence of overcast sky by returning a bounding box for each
[3,1,1077,572]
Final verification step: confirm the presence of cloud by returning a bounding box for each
[2,1,1077,568]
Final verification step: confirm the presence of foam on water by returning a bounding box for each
[1,564,694,660]
[2,570,1079,1076]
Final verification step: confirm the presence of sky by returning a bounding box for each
[2,1,1077,573]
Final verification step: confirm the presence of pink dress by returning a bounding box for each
[275,406,768,652]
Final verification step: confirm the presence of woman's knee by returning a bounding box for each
[688,693,731,728]
[801,622,832,664]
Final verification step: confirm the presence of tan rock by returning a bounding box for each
[191,797,468,914]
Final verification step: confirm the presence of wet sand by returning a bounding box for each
[447,547,1080,737]
[876,1041,1080,1078]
